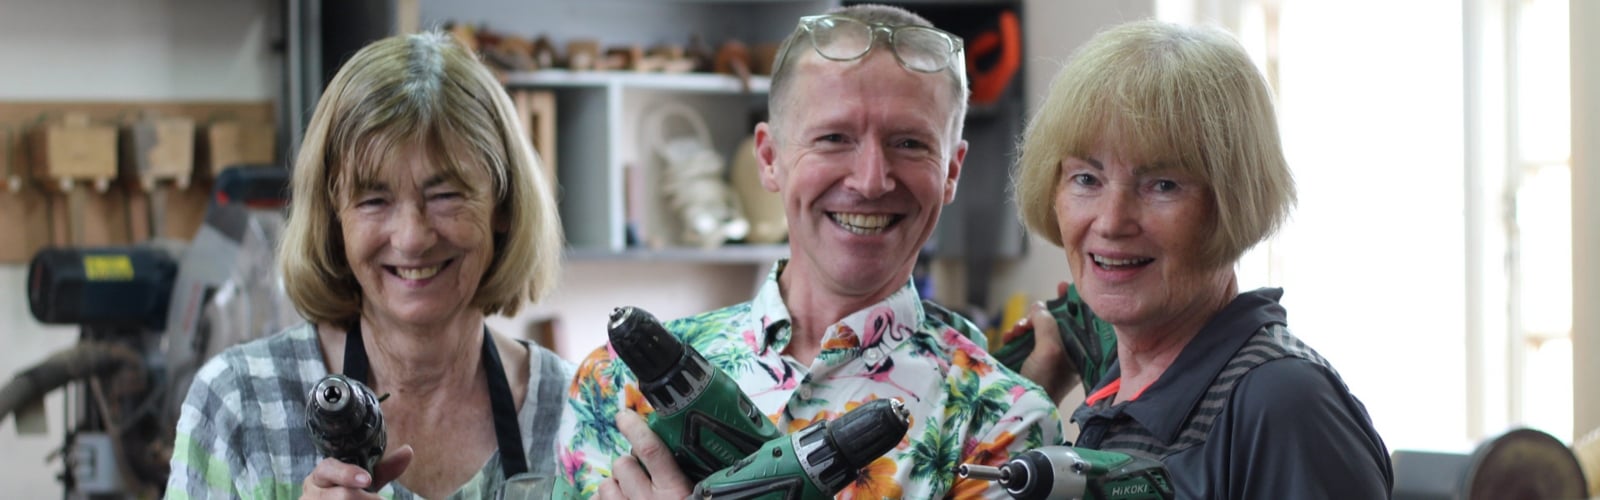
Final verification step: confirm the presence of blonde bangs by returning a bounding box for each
[327,94,507,209]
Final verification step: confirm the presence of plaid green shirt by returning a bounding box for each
[166,323,573,499]
[555,262,1063,499]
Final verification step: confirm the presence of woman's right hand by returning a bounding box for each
[301,444,414,499]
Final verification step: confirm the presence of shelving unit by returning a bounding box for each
[503,70,771,93]
[504,70,772,256]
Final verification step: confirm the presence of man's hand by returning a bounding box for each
[598,410,694,499]
[1015,282,1080,404]
[301,444,414,499]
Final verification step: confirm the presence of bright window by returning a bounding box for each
[1161,0,1573,451]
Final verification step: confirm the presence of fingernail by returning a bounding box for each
[355,472,370,486]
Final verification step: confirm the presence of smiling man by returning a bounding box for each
[552,4,1062,499]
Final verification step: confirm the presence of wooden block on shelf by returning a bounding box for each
[30,112,117,187]
[47,187,131,247]
[121,112,196,190]
[0,184,53,263]
[125,180,211,242]
[512,90,557,187]
[160,181,211,240]
[604,44,645,72]
[1,126,13,189]
[567,39,601,71]
[202,120,276,176]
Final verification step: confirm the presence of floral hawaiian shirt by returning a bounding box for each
[554,261,1063,499]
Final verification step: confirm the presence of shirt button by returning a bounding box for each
[798,386,813,399]
[864,349,881,361]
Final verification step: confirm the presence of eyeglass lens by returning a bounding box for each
[893,27,955,72]
[807,17,955,73]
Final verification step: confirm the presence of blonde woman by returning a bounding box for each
[167,31,570,499]
[1013,20,1392,497]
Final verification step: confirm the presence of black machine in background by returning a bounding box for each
[1,165,297,499]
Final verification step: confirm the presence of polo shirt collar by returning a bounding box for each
[1096,288,1289,444]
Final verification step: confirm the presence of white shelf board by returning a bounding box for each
[566,244,789,264]
[504,70,771,94]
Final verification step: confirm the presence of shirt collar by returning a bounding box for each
[747,259,925,363]
[1096,288,1289,444]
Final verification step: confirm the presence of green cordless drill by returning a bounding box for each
[692,397,911,499]
[993,284,1119,390]
[957,446,1174,500]
[609,306,785,482]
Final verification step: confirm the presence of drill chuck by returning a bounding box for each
[306,374,387,476]
[796,398,910,492]
[608,306,682,383]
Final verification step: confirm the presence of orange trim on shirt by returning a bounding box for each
[1084,378,1148,405]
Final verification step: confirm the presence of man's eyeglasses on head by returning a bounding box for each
[774,14,965,76]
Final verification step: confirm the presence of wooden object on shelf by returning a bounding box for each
[202,119,276,176]
[566,39,601,71]
[0,101,272,248]
[751,42,780,76]
[713,40,753,93]
[126,179,211,242]
[1,125,17,191]
[120,111,196,190]
[604,44,645,72]
[511,89,558,186]
[29,112,117,192]
[483,32,540,72]
[448,22,478,53]
[532,36,559,69]
[1,125,11,188]
[644,45,695,74]
[0,184,51,263]
[47,186,131,247]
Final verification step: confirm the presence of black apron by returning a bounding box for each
[344,324,530,478]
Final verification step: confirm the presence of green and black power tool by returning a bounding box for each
[305,374,388,481]
[692,397,911,499]
[957,446,1174,499]
[609,306,785,481]
[992,284,1119,390]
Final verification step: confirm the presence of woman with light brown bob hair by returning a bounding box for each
[1010,20,1392,497]
[168,31,571,499]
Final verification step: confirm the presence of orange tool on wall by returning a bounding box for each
[967,10,1021,107]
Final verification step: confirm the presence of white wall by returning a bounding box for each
[0,1,277,497]
[0,0,276,100]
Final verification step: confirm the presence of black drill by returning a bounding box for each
[608,306,784,482]
[306,374,387,479]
